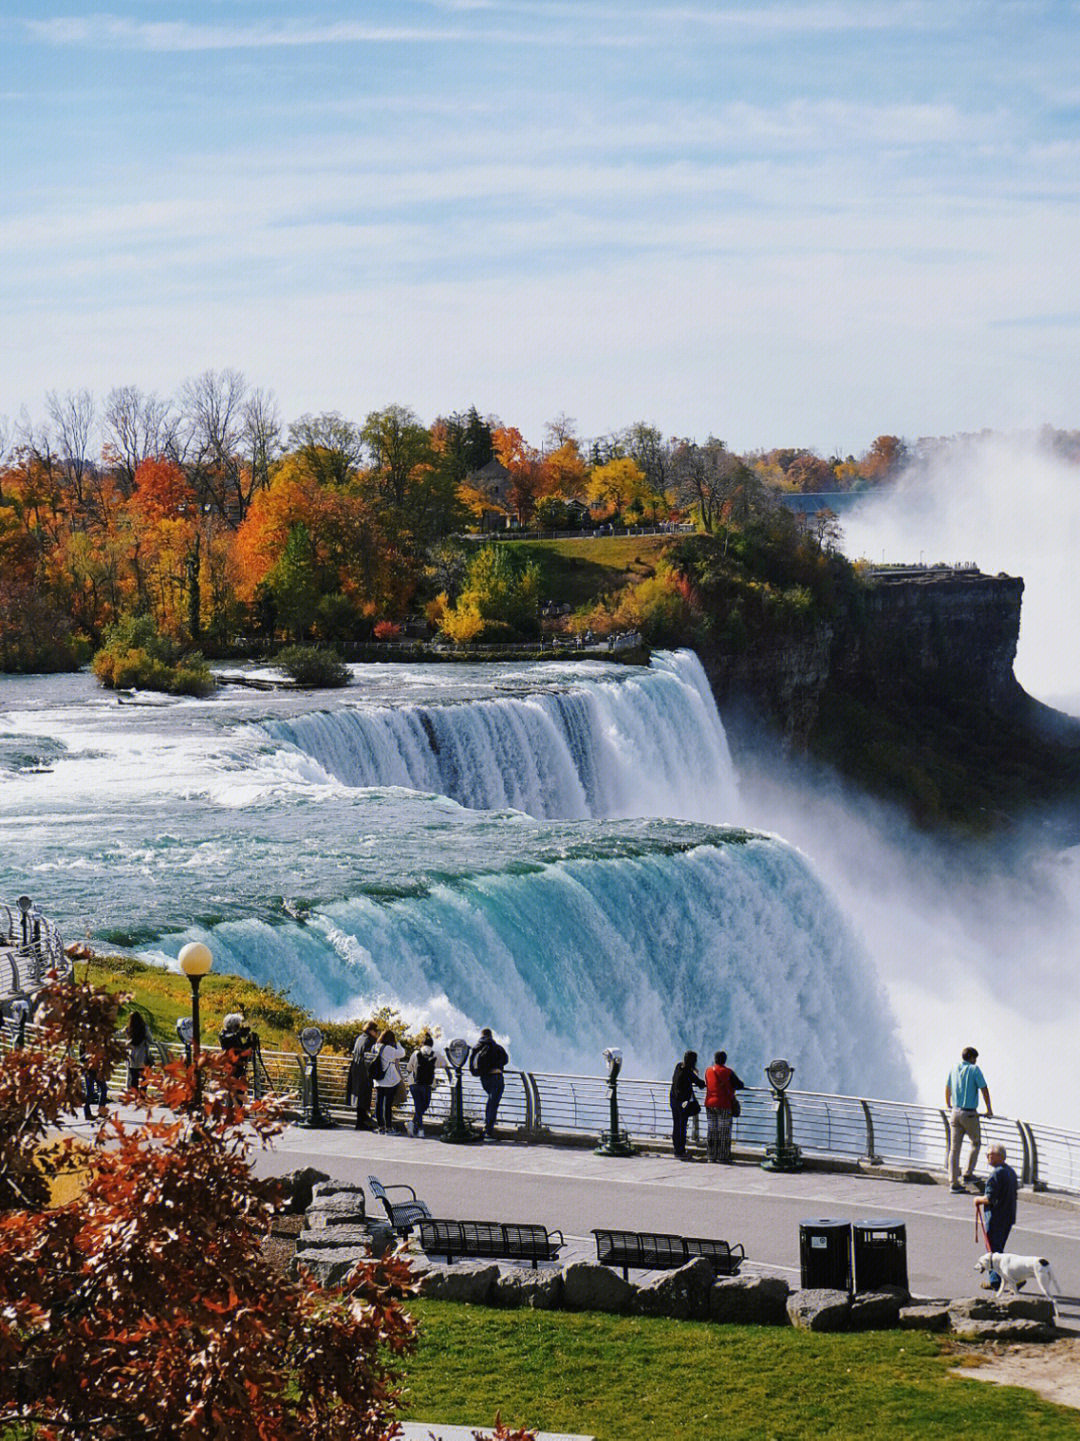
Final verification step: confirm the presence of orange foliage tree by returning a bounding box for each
[0,975,418,1439]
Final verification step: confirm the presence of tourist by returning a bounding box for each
[80,1045,108,1120]
[974,1143,1019,1290]
[219,1012,253,1099]
[346,1019,379,1130]
[704,1050,744,1163]
[126,1011,151,1091]
[406,1031,444,1136]
[945,1045,992,1192]
[469,1026,509,1139]
[372,1028,406,1134]
[669,1050,704,1159]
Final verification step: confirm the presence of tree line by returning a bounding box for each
[0,369,911,671]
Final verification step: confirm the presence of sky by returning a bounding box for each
[2,1,1078,454]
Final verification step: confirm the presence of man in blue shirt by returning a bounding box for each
[945,1046,992,1192]
[975,1144,1019,1290]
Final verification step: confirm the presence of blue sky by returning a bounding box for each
[2,1,1078,453]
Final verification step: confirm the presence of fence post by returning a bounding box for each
[860,1099,882,1164]
[1014,1120,1031,1188]
[1020,1122,1043,1191]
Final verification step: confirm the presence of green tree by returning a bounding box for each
[439,544,541,643]
[267,522,319,640]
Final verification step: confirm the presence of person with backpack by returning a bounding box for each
[469,1027,509,1139]
[372,1028,406,1134]
[345,1020,379,1130]
[406,1032,445,1137]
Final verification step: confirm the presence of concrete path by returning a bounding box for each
[248,1124,1080,1319]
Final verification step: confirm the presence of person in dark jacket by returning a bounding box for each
[126,1011,151,1091]
[669,1050,705,1159]
[704,1050,745,1163]
[975,1143,1019,1290]
[469,1027,509,1139]
[345,1020,379,1130]
[219,1012,253,1100]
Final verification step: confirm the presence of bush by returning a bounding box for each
[276,644,350,687]
[92,615,215,696]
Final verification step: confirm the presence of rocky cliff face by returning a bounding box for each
[694,567,1026,749]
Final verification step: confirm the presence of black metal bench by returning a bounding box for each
[419,1218,565,1269]
[592,1227,745,1281]
[367,1174,432,1236]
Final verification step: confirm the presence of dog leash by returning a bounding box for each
[975,1207,991,1251]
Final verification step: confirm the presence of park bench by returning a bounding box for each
[592,1227,745,1281]
[418,1218,565,1270]
[367,1175,433,1236]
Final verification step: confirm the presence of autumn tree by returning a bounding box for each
[860,434,908,483]
[0,974,418,1439]
[438,543,541,644]
[103,385,176,493]
[671,437,768,532]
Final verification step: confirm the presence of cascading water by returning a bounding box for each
[0,651,913,1097]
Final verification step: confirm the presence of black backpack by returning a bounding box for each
[413,1050,436,1087]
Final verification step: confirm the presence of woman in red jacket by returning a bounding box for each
[704,1050,745,1163]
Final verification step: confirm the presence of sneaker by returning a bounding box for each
[950,1183,967,1193]
[980,1280,999,1290]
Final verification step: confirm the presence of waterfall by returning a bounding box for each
[258,650,739,822]
[149,835,912,1098]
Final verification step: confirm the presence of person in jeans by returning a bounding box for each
[345,1020,379,1130]
[373,1028,406,1133]
[469,1027,508,1139]
[704,1050,744,1163]
[974,1143,1019,1290]
[406,1032,444,1136]
[669,1050,705,1159]
[126,1011,151,1091]
[945,1045,992,1191]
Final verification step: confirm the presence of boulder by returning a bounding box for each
[291,1246,371,1288]
[635,1258,715,1320]
[494,1268,564,1309]
[278,1166,331,1214]
[709,1275,790,1326]
[414,1262,500,1304]
[950,1318,1056,1343]
[561,1262,636,1315]
[848,1291,902,1331]
[898,1304,951,1332]
[949,1294,1055,1325]
[305,1187,368,1229]
[786,1289,852,1332]
[296,1224,377,1253]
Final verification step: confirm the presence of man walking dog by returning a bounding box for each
[974,1143,1018,1291]
[945,1045,992,1192]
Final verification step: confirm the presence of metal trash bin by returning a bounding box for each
[853,1218,908,1292]
[799,1218,852,1291]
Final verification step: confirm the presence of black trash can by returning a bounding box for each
[853,1218,908,1292]
[799,1218,852,1291]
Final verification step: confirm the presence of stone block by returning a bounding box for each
[950,1318,1056,1343]
[898,1304,951,1332]
[709,1275,790,1326]
[786,1289,852,1332]
[278,1166,331,1213]
[634,1258,715,1320]
[291,1246,371,1288]
[296,1224,376,1253]
[561,1262,636,1315]
[414,1262,500,1304]
[305,1192,368,1228]
[495,1268,564,1310]
[848,1291,902,1331]
[949,1294,1055,1325]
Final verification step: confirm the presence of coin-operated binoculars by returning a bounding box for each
[440,1037,483,1144]
[595,1046,637,1157]
[760,1057,802,1172]
[297,1025,335,1129]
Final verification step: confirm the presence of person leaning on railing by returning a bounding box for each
[945,1045,992,1193]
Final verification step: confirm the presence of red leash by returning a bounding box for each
[976,1206,992,1251]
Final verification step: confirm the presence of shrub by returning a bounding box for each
[92,614,215,696]
[373,620,402,641]
[276,644,350,687]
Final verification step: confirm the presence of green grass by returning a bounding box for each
[500,535,671,609]
[399,1302,1080,1440]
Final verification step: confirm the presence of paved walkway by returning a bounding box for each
[241,1123,1080,1320]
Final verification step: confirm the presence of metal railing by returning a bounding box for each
[0,901,68,1001]
[3,1023,1077,1196]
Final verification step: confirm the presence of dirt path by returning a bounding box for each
[956,1337,1080,1411]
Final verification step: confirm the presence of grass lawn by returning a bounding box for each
[400,1302,1080,1440]
[503,535,671,609]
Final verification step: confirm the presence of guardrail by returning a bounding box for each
[3,1024,1077,1196]
[0,901,67,1001]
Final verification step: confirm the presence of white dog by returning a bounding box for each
[974,1252,1060,1313]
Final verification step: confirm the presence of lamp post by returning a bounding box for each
[178,941,212,1104]
[440,1038,483,1144]
[297,1026,334,1129]
[596,1047,637,1156]
[760,1057,802,1173]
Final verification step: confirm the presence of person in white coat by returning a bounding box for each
[373,1028,406,1133]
